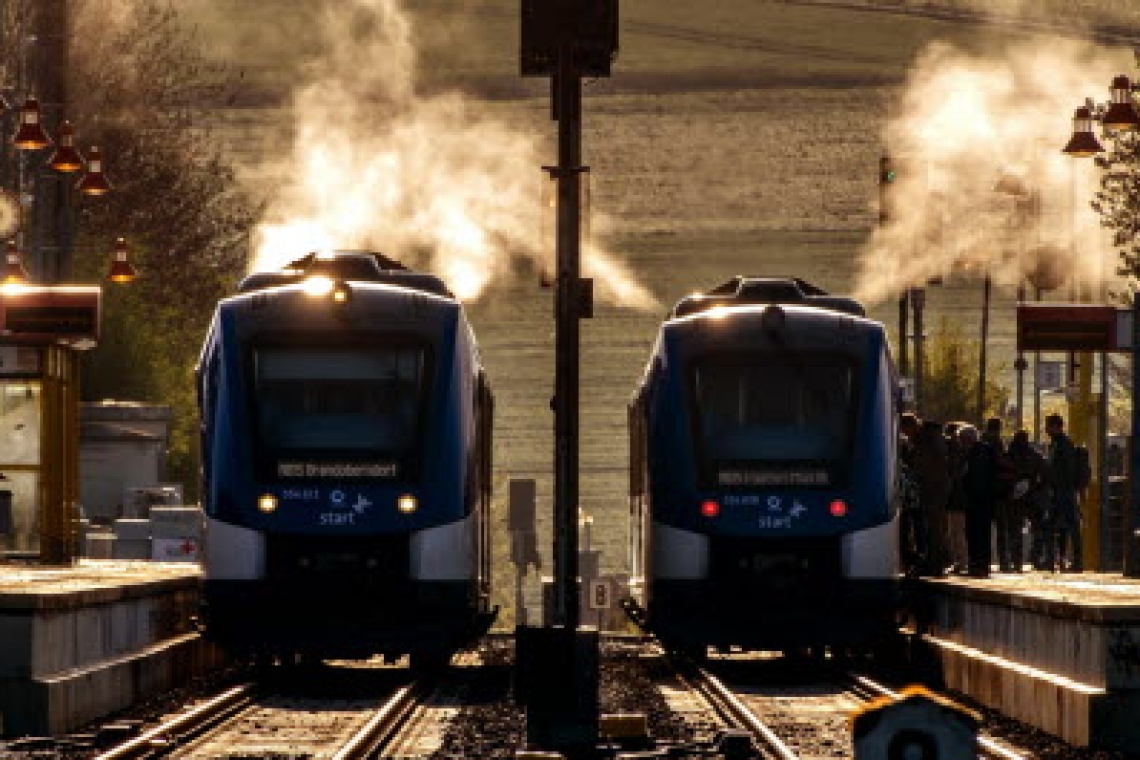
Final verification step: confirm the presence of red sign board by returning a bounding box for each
[1017,304,1117,352]
[0,285,101,345]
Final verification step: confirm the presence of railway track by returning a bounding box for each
[682,657,1033,759]
[94,671,428,760]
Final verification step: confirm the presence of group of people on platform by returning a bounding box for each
[898,412,1086,578]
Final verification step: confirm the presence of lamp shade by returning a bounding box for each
[1103,75,1140,132]
[12,97,51,150]
[3,241,29,284]
[1062,107,1104,157]
[47,121,85,172]
[107,238,136,284]
[77,146,112,195]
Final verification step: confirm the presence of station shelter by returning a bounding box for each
[0,285,100,563]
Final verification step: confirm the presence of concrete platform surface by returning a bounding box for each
[924,572,1140,621]
[0,560,221,738]
[0,560,200,610]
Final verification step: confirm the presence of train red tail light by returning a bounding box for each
[830,499,848,517]
[700,500,720,518]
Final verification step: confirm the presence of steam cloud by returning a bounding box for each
[250,0,656,308]
[855,37,1132,304]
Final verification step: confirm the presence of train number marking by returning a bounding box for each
[282,488,320,501]
[320,512,356,526]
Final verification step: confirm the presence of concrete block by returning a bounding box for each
[112,519,150,542]
[113,539,151,561]
[84,533,114,559]
[149,507,203,539]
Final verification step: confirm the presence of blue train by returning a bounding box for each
[197,252,495,665]
[628,277,900,654]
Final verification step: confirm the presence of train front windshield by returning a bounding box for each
[692,355,854,487]
[254,346,427,479]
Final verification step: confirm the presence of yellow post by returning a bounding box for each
[1071,352,1099,570]
[39,346,80,565]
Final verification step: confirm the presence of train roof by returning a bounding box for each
[670,277,865,318]
[237,251,454,299]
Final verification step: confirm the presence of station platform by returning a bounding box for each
[913,571,1140,752]
[0,560,223,738]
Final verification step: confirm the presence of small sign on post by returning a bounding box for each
[587,579,611,611]
[898,377,915,405]
[1037,361,1064,391]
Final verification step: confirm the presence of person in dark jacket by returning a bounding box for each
[944,421,968,573]
[958,424,997,578]
[898,413,924,573]
[1003,430,1047,572]
[912,420,951,575]
[1045,414,1082,572]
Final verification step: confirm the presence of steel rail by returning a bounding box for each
[94,683,257,760]
[331,679,429,760]
[685,664,802,760]
[848,673,1032,760]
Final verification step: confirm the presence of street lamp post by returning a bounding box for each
[978,271,992,421]
[1061,74,1139,575]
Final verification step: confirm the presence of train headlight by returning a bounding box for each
[700,499,720,518]
[398,494,418,514]
[302,275,335,297]
[258,494,278,513]
[332,281,352,305]
[829,499,848,518]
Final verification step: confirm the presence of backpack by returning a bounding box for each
[1073,445,1092,491]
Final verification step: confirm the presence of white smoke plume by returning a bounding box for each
[855,37,1133,304]
[250,0,656,308]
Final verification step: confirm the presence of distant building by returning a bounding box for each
[79,401,173,522]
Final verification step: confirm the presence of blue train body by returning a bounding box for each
[197,253,494,662]
[629,277,900,652]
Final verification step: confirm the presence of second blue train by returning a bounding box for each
[628,277,901,654]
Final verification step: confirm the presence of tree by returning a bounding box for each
[919,318,1010,426]
[1092,127,1140,289]
[1,0,255,499]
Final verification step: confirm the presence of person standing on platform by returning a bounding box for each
[1004,430,1047,573]
[958,424,997,578]
[898,413,924,573]
[911,420,950,576]
[944,421,968,574]
[1045,414,1083,572]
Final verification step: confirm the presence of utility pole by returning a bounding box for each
[552,49,584,632]
[880,154,910,382]
[1128,290,1140,578]
[978,273,992,421]
[30,0,72,284]
[912,287,925,414]
[516,1,616,754]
